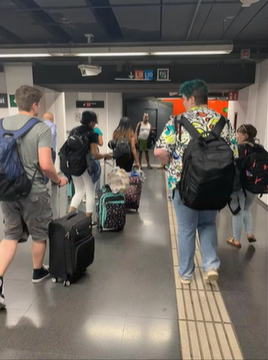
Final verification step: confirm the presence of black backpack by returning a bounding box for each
[240,143,268,195]
[114,137,131,159]
[176,115,235,210]
[59,128,88,176]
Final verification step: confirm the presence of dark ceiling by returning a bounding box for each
[0,0,267,94]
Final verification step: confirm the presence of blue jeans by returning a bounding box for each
[172,189,220,279]
[229,189,257,241]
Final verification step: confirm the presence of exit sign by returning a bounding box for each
[76,101,104,108]
[9,94,17,107]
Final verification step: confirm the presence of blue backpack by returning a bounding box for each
[0,117,40,201]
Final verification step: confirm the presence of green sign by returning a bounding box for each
[223,107,228,113]
[9,94,17,108]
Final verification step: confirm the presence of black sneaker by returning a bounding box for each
[32,265,50,283]
[0,276,6,309]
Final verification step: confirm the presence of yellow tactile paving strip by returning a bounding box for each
[167,194,244,360]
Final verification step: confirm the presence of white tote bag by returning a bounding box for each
[107,167,130,194]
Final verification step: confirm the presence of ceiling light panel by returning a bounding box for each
[0,44,233,58]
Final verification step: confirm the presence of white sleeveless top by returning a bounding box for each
[138,122,150,140]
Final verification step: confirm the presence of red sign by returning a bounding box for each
[135,70,144,80]
[76,101,104,108]
[240,49,250,60]
[228,91,238,101]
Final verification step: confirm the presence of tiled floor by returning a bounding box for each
[0,166,180,360]
[0,163,267,359]
[167,179,267,360]
[168,199,243,360]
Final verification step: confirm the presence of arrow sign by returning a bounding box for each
[128,71,134,79]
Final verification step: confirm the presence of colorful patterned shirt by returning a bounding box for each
[155,107,238,190]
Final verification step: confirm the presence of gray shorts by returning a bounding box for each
[1,191,53,242]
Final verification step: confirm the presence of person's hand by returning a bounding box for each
[58,177,68,187]
[134,162,140,169]
[105,153,113,160]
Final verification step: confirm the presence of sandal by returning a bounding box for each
[247,235,257,243]
[227,237,241,249]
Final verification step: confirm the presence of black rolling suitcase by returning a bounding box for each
[49,211,94,286]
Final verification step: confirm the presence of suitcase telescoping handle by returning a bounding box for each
[103,158,114,186]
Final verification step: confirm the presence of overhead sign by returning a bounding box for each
[227,91,238,101]
[114,69,158,81]
[135,70,144,80]
[76,101,104,108]
[9,94,17,108]
[240,49,250,60]
[157,68,170,81]
[0,94,8,108]
[144,70,153,81]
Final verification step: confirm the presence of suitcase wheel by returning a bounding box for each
[99,226,103,233]
[52,277,58,283]
[63,280,71,287]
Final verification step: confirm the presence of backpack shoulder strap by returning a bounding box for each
[0,117,40,140]
[137,122,142,136]
[178,115,201,139]
[211,115,226,137]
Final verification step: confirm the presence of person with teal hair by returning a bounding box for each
[155,79,238,285]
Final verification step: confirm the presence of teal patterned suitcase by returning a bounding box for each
[96,185,126,232]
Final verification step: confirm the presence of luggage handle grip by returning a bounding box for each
[66,211,77,220]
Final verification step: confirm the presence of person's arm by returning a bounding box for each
[154,118,177,165]
[90,143,112,160]
[130,135,140,167]
[154,148,170,164]
[51,123,57,151]
[135,122,141,142]
[97,134,103,147]
[38,147,67,186]
[51,123,57,140]
[221,119,238,159]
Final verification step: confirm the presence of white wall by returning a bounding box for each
[5,65,33,116]
[65,92,123,153]
[0,72,6,93]
[228,59,268,206]
[0,72,8,118]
